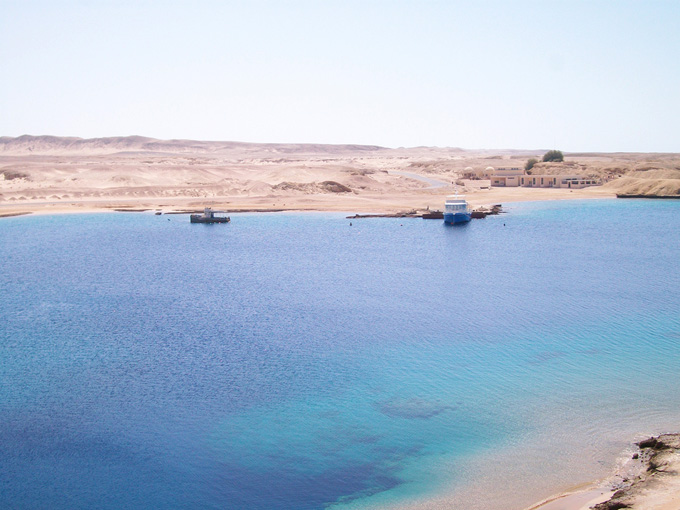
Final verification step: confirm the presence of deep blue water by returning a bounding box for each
[1,199,679,509]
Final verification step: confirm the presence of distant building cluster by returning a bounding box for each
[462,166,600,189]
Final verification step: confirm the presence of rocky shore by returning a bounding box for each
[593,434,680,510]
[529,434,680,510]
[616,194,680,199]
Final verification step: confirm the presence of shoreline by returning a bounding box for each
[0,186,615,219]
[526,487,612,510]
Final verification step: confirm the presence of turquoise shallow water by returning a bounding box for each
[1,199,679,509]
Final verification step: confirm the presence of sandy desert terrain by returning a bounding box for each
[1,135,679,217]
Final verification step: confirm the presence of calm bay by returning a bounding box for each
[1,199,679,509]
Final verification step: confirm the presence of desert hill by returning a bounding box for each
[0,135,388,157]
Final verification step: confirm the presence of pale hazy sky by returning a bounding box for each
[1,0,678,151]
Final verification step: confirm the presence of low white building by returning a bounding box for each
[519,175,600,189]
[468,165,601,189]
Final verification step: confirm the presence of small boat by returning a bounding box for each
[190,207,231,223]
[443,196,471,224]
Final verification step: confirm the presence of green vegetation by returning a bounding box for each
[525,158,538,172]
[542,150,564,162]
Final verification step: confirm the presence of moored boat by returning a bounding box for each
[443,196,471,224]
[190,207,231,223]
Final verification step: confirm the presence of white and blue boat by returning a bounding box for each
[443,195,471,224]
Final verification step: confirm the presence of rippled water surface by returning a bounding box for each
[1,200,679,509]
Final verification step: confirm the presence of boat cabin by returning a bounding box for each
[445,198,470,213]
